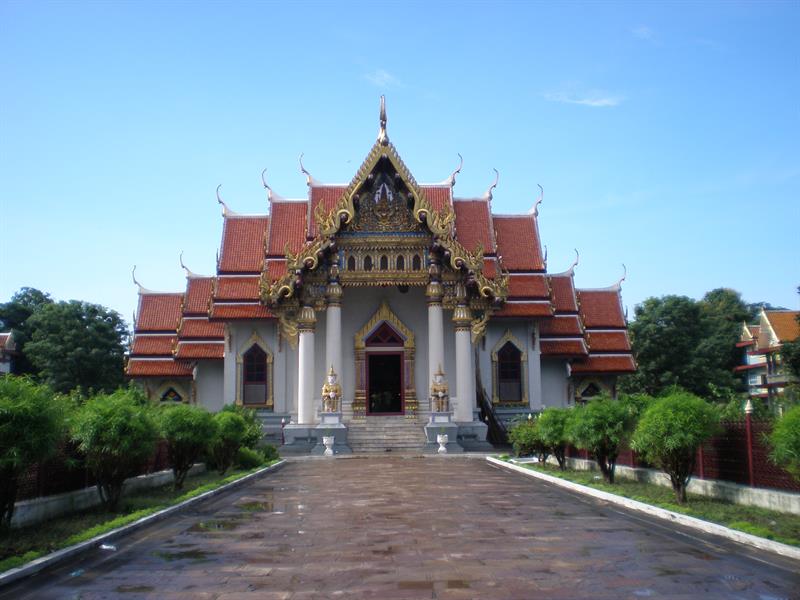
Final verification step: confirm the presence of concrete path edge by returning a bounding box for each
[486,456,800,562]
[0,459,287,589]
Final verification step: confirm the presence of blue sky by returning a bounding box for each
[1,1,798,327]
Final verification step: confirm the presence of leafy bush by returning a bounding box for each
[0,376,67,527]
[536,408,573,470]
[158,404,217,490]
[770,405,800,481]
[209,411,247,475]
[508,417,548,462]
[236,447,266,469]
[220,404,263,449]
[567,394,638,484]
[631,391,720,504]
[71,387,158,510]
[261,443,279,462]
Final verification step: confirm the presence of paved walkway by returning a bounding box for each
[3,456,798,599]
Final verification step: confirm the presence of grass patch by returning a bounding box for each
[504,459,800,547]
[0,461,278,573]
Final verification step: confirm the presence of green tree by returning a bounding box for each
[0,288,53,375]
[536,408,573,470]
[0,376,67,527]
[567,394,637,483]
[71,387,158,510]
[631,391,720,504]
[769,405,800,481]
[158,404,217,490]
[25,300,128,394]
[220,404,263,449]
[209,411,247,475]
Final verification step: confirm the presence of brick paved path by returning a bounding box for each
[3,456,798,599]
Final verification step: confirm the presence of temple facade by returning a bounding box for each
[127,101,635,452]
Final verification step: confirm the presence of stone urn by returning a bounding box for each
[436,433,448,454]
[322,435,335,456]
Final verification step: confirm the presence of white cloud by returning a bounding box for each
[632,25,654,40]
[543,90,624,108]
[364,69,401,88]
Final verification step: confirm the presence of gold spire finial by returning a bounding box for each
[378,95,388,143]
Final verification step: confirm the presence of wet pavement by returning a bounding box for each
[2,456,798,599]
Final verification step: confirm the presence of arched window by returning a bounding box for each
[364,256,373,272]
[412,254,421,271]
[380,255,388,271]
[581,383,601,398]
[160,387,182,403]
[347,255,356,271]
[396,255,405,270]
[242,344,267,405]
[497,342,522,402]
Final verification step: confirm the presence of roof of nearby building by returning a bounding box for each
[765,310,799,343]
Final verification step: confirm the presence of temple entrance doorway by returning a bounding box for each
[367,352,403,414]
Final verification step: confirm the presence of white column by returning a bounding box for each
[529,322,543,411]
[297,305,316,425]
[325,274,343,382]
[427,300,444,387]
[453,287,474,423]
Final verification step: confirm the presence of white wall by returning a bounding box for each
[541,358,570,407]
[195,361,224,412]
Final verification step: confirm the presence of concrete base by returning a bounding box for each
[254,411,291,446]
[311,423,352,455]
[457,421,493,451]
[423,422,463,453]
[428,411,453,424]
[281,424,317,455]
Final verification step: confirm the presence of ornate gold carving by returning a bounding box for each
[430,365,450,413]
[321,365,342,413]
[354,301,415,352]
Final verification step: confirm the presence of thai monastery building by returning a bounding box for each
[127,101,635,452]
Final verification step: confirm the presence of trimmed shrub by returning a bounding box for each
[536,408,572,470]
[508,417,548,462]
[71,387,158,510]
[631,391,720,504]
[236,446,265,469]
[209,411,247,475]
[770,405,800,481]
[261,443,279,462]
[220,404,263,449]
[567,394,638,484]
[0,376,67,527]
[158,404,217,490]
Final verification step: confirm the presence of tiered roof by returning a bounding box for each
[127,113,634,378]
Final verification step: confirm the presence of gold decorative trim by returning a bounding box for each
[235,331,274,409]
[491,329,529,406]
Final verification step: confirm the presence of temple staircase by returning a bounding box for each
[346,416,427,453]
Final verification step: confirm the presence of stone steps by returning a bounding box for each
[346,416,427,453]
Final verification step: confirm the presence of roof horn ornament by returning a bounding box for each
[529,184,544,216]
[261,168,284,202]
[298,153,319,187]
[568,249,580,274]
[216,185,233,217]
[378,95,388,144]
[131,265,146,294]
[614,263,628,289]
[179,251,198,278]
[483,168,499,202]
[543,245,548,268]
[443,153,463,187]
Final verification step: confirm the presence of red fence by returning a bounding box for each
[16,440,171,501]
[567,418,800,493]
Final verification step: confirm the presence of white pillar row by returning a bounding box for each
[529,322,543,411]
[453,286,474,423]
[325,271,343,382]
[296,304,316,426]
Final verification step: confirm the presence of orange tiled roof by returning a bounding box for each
[495,301,553,318]
[308,185,347,237]
[175,342,224,360]
[549,274,579,313]
[136,293,183,332]
[508,274,549,299]
[540,339,588,356]
[131,335,176,356]
[183,277,215,315]
[178,319,225,339]
[766,310,800,342]
[586,331,631,352]
[218,216,269,273]
[265,258,288,283]
[423,186,452,212]
[482,257,497,279]
[268,202,308,256]
[571,354,636,374]
[453,200,494,253]
[215,276,261,301]
[210,303,273,320]
[0,332,12,350]
[126,358,194,378]
[493,215,545,271]
[578,290,626,329]
[539,315,583,337]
